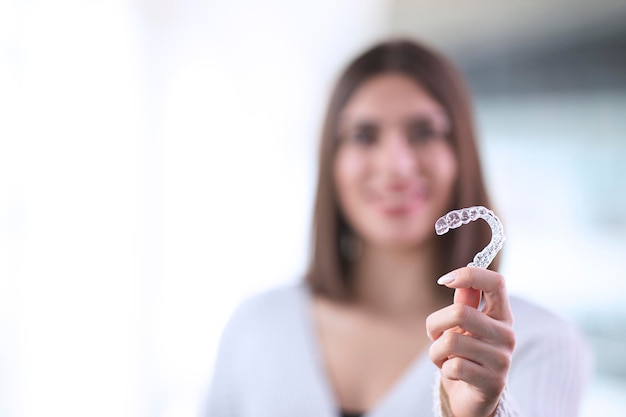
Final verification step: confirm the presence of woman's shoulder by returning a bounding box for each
[220,283,310,341]
[509,295,579,334]
[508,295,591,361]
[231,283,309,319]
[509,295,566,326]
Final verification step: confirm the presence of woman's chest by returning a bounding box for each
[314,305,430,412]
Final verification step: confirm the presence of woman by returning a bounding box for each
[204,39,590,417]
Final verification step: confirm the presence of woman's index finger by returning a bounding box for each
[438,267,513,323]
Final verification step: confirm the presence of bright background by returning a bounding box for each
[1,1,625,416]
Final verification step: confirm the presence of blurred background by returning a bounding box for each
[1,0,625,416]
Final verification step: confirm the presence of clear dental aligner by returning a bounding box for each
[435,206,505,269]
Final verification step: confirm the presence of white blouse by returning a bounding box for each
[203,284,590,417]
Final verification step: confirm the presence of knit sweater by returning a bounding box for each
[203,284,590,417]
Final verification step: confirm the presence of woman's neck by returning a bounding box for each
[350,241,449,319]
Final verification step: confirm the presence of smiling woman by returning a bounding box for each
[203,39,591,417]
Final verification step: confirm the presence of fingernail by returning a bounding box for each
[437,272,455,285]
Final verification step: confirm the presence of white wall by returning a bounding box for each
[0,1,389,416]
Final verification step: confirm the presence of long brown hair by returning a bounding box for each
[305,38,499,301]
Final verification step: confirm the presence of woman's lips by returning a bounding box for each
[373,189,427,216]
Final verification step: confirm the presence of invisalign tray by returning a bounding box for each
[435,206,505,269]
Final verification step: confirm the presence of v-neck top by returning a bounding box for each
[341,411,363,417]
[300,284,437,417]
[203,283,591,417]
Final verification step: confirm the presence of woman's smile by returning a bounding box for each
[369,183,428,217]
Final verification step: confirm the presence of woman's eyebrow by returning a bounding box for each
[405,111,450,127]
[337,116,380,130]
[406,109,448,120]
[339,114,379,124]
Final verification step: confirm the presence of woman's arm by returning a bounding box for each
[201,324,242,417]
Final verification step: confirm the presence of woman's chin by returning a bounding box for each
[366,230,433,252]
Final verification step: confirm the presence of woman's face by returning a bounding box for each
[334,73,458,250]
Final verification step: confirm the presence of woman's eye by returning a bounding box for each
[408,122,443,144]
[352,126,377,145]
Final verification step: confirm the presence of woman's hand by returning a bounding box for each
[426,267,516,417]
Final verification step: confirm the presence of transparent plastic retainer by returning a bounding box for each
[435,206,505,269]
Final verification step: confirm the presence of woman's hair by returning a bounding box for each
[305,38,499,301]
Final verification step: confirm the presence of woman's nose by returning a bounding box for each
[379,134,417,178]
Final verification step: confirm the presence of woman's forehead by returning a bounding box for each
[340,74,448,123]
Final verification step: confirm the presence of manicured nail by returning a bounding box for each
[437,272,455,285]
